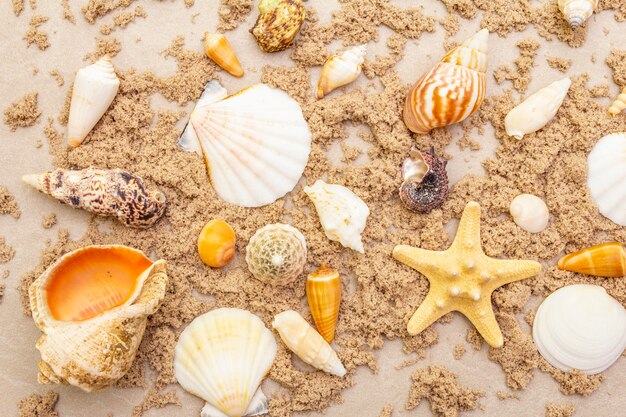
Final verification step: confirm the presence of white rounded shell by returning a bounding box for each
[174,308,277,417]
[533,284,626,375]
[587,133,626,226]
[304,180,370,253]
[509,194,550,233]
[178,81,312,207]
[558,0,598,29]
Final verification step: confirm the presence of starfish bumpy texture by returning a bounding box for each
[393,201,542,348]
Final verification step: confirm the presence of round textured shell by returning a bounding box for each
[245,223,307,286]
[587,133,626,226]
[251,0,306,53]
[174,308,277,417]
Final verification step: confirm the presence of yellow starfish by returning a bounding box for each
[393,201,542,348]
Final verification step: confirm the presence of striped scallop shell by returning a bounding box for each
[403,29,488,134]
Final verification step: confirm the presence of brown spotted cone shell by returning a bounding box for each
[250,0,306,53]
[399,148,449,213]
[23,168,166,228]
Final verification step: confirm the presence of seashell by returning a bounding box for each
[197,219,236,268]
[403,29,489,134]
[303,180,369,253]
[174,308,277,417]
[316,44,367,99]
[177,80,312,207]
[558,242,626,277]
[558,0,598,29]
[509,194,550,233]
[29,245,168,391]
[67,56,120,147]
[250,0,306,53]
[505,78,571,140]
[306,265,341,343]
[608,86,626,116]
[22,167,166,228]
[399,147,449,213]
[204,33,244,78]
[272,310,346,377]
[587,132,626,226]
[533,284,626,375]
[245,223,307,286]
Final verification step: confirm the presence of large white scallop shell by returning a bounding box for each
[533,284,626,375]
[587,133,626,226]
[178,81,312,207]
[67,56,120,147]
[304,180,369,253]
[174,308,277,417]
[509,194,550,233]
[505,78,571,140]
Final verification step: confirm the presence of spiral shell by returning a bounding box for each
[204,33,244,77]
[245,223,307,286]
[609,86,626,116]
[316,44,367,99]
[250,0,306,53]
[403,29,488,134]
[558,0,598,29]
[509,194,550,233]
[399,147,449,213]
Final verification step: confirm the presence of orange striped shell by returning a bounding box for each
[558,242,626,277]
[306,265,341,343]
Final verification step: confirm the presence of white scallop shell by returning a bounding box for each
[178,81,312,207]
[509,194,550,233]
[272,310,346,377]
[304,180,369,253]
[533,284,626,375]
[174,308,277,417]
[587,133,626,226]
[505,78,571,140]
[67,56,120,147]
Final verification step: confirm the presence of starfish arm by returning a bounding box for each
[486,258,542,287]
[407,293,448,336]
[461,301,504,348]
[450,202,482,251]
[392,245,448,278]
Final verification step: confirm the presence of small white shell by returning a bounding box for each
[558,0,598,29]
[178,81,312,207]
[272,310,346,377]
[587,133,626,226]
[533,284,626,374]
[316,44,367,99]
[509,194,550,233]
[304,180,370,253]
[505,78,571,140]
[174,308,277,417]
[609,86,626,116]
[67,56,120,147]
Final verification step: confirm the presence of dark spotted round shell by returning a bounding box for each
[399,149,449,213]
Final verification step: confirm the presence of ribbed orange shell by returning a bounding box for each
[403,62,486,134]
[557,242,626,277]
[306,265,341,343]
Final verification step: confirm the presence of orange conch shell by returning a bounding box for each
[403,29,489,134]
[557,242,626,277]
[306,265,341,343]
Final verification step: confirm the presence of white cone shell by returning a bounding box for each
[304,180,370,253]
[67,56,120,147]
[179,81,312,207]
[509,194,550,233]
[587,133,626,226]
[272,310,346,377]
[533,284,626,374]
[174,308,277,417]
[505,78,571,140]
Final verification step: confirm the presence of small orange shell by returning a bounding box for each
[198,219,236,268]
[557,242,626,277]
[204,33,244,77]
[306,264,341,343]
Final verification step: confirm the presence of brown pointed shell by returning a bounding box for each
[250,0,306,53]
[399,148,449,213]
[306,265,341,343]
[558,242,626,277]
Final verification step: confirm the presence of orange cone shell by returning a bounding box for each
[306,264,341,343]
[204,33,244,78]
[557,242,626,277]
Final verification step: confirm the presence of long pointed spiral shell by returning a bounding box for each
[403,29,489,134]
[316,44,367,99]
[609,86,626,116]
[67,56,120,147]
[272,310,346,377]
[558,242,626,277]
[558,0,598,29]
[22,168,167,228]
